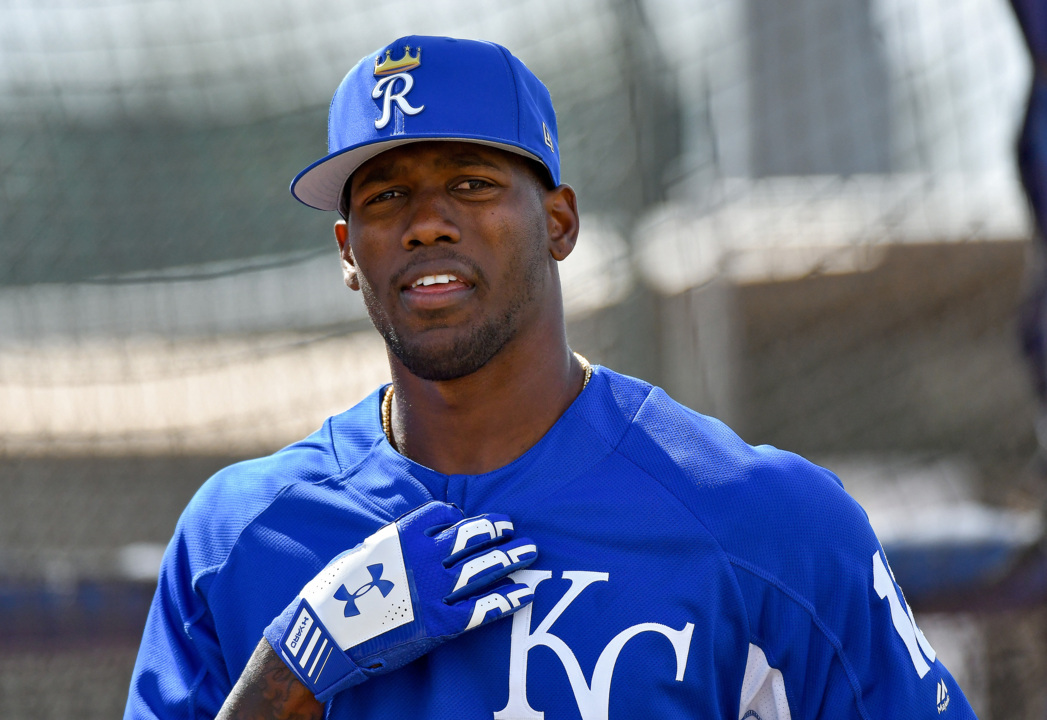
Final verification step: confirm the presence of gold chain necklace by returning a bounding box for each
[381,352,592,447]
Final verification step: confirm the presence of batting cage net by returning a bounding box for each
[1,0,1044,716]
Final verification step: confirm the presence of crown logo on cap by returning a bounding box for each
[374,46,422,76]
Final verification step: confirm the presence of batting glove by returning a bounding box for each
[263,501,538,701]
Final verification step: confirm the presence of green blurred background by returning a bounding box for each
[1,0,1044,716]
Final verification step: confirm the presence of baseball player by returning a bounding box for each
[125,36,977,719]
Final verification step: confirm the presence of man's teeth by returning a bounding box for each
[413,274,459,287]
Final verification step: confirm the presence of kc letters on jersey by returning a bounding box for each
[496,569,694,720]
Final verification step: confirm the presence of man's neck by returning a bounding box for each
[386,338,585,476]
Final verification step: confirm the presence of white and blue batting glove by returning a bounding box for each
[263,501,538,701]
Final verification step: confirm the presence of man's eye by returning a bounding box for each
[369,189,403,204]
[454,179,493,191]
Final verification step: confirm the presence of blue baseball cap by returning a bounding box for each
[290,35,561,211]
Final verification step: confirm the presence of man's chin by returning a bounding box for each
[393,345,491,382]
[389,326,509,382]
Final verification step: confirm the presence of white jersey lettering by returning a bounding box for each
[496,570,694,720]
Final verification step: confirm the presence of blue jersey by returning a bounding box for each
[125,366,976,719]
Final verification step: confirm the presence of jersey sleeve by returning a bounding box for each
[607,383,980,719]
[723,452,979,719]
[123,418,354,719]
[124,524,230,720]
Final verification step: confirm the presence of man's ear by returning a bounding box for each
[544,184,580,262]
[334,219,360,291]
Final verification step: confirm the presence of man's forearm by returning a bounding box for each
[216,639,324,720]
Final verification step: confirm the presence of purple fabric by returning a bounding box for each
[1012,0,1047,399]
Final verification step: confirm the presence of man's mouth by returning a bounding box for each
[401,271,474,311]
[411,274,461,288]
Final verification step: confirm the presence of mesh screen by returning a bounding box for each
[0,0,1041,717]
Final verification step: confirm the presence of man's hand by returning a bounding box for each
[262,501,538,702]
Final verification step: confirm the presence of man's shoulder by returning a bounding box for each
[599,368,867,557]
[600,368,828,491]
[175,387,388,568]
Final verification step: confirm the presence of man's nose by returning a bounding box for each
[401,189,461,249]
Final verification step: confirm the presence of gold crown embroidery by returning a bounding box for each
[374,46,422,76]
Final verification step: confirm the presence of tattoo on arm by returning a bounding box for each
[216,639,325,720]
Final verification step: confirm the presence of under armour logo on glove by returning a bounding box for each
[263,501,538,702]
[334,564,395,617]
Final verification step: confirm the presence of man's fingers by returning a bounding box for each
[398,500,465,537]
[440,513,515,566]
[463,582,536,631]
[444,537,538,603]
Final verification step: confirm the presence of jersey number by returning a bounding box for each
[872,551,936,678]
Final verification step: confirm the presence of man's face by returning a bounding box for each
[338,141,571,381]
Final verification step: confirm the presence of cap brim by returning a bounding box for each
[290,135,547,212]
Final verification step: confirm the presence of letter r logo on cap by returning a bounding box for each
[372,73,424,129]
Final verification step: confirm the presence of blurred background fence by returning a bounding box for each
[1,0,1045,716]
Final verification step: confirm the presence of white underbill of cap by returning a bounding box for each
[291,136,548,212]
